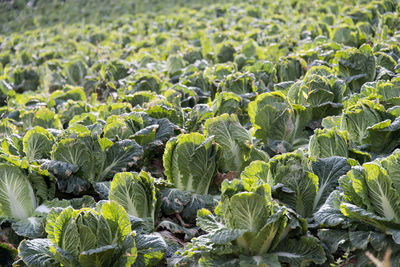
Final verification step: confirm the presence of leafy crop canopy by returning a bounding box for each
[2,0,400,265]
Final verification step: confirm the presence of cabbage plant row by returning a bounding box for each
[0,0,400,266]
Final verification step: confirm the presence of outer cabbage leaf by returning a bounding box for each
[31,107,62,130]
[98,200,133,243]
[198,254,280,267]
[163,133,220,195]
[160,188,215,224]
[94,181,110,199]
[340,166,369,209]
[211,92,246,124]
[335,44,376,92]
[379,149,400,192]
[276,56,307,82]
[50,86,86,102]
[39,159,79,178]
[249,92,310,149]
[196,208,225,233]
[109,171,159,228]
[12,66,40,92]
[273,236,326,266]
[311,157,351,211]
[248,92,294,143]
[242,60,276,90]
[185,104,214,133]
[267,151,317,218]
[64,58,87,86]
[308,128,348,158]
[218,72,257,95]
[225,192,270,232]
[240,160,269,185]
[317,229,350,254]
[198,256,240,267]
[12,217,45,238]
[40,159,89,195]
[23,126,54,161]
[78,245,117,267]
[331,24,364,47]
[0,164,36,219]
[362,117,400,154]
[204,114,267,172]
[339,100,386,145]
[51,135,143,184]
[157,220,199,242]
[287,69,345,119]
[360,80,400,107]
[97,140,143,181]
[104,116,133,140]
[133,233,167,267]
[361,163,400,222]
[18,239,59,267]
[314,190,348,227]
[51,137,95,181]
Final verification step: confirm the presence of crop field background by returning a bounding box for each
[0,0,400,266]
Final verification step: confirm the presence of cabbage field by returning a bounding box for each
[0,0,400,266]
